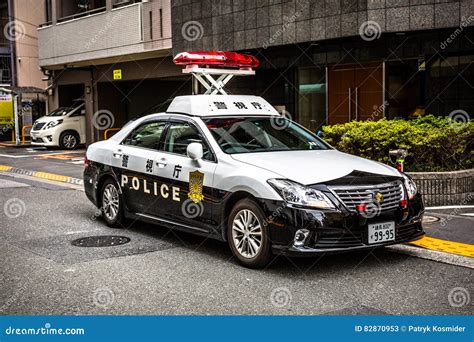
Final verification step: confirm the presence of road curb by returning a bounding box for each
[0,165,83,186]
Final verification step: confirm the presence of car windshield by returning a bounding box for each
[46,107,73,117]
[203,117,331,154]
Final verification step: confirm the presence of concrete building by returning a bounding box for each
[38,0,183,144]
[172,0,474,131]
[1,0,47,134]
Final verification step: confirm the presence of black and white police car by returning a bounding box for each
[84,51,424,268]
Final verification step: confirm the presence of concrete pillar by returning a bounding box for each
[51,0,58,24]
[106,0,113,11]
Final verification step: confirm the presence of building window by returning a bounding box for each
[297,67,326,132]
[113,0,142,8]
[45,0,53,24]
[426,55,474,118]
[57,0,107,23]
[0,55,12,85]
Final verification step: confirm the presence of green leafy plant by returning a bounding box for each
[322,115,473,172]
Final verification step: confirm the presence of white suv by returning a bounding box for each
[31,102,86,149]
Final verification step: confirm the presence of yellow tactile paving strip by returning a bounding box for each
[0,165,83,185]
[409,236,474,258]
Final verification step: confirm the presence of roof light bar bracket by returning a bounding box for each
[182,65,255,95]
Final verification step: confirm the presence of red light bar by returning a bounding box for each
[173,51,260,69]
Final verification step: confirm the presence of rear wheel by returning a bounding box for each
[59,131,79,149]
[100,179,125,228]
[227,199,272,269]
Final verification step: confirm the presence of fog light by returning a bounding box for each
[294,229,310,247]
[46,135,53,142]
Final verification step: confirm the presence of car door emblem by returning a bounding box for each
[374,192,384,203]
[188,170,204,203]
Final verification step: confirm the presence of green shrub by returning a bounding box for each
[322,115,473,172]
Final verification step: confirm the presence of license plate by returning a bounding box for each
[368,221,395,244]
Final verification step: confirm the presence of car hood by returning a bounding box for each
[34,116,62,124]
[230,150,401,185]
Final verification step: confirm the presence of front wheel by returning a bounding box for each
[227,199,272,269]
[100,179,125,228]
[59,131,79,149]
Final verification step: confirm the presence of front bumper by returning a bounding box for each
[30,129,59,146]
[262,193,425,256]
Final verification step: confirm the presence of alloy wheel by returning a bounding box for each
[231,209,263,259]
[102,183,120,221]
[63,134,77,149]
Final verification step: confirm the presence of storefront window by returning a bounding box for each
[297,67,326,132]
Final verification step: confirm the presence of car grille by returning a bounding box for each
[329,181,404,212]
[33,122,46,131]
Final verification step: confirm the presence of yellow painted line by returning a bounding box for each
[409,236,474,258]
[32,171,70,183]
[0,165,13,171]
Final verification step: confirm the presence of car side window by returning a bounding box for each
[69,108,85,117]
[164,122,213,161]
[122,121,167,150]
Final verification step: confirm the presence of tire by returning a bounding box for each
[100,178,125,228]
[227,198,272,269]
[59,131,79,150]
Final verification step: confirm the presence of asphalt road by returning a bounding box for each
[0,173,472,315]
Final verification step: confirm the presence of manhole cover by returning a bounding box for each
[422,215,440,224]
[71,235,130,247]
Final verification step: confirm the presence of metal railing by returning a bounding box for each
[104,128,120,140]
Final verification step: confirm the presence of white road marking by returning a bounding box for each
[426,205,474,210]
[387,244,474,269]
[0,152,81,158]
[0,178,31,188]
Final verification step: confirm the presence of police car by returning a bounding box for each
[84,51,424,268]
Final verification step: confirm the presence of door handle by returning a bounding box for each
[112,149,122,158]
[156,158,167,168]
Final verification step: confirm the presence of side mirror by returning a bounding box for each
[187,142,203,161]
[81,109,86,115]
[316,130,324,138]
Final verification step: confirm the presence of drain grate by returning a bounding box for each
[71,235,131,247]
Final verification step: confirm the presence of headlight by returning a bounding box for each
[402,174,417,200]
[45,119,63,129]
[267,179,335,209]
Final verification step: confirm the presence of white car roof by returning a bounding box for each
[166,95,279,117]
